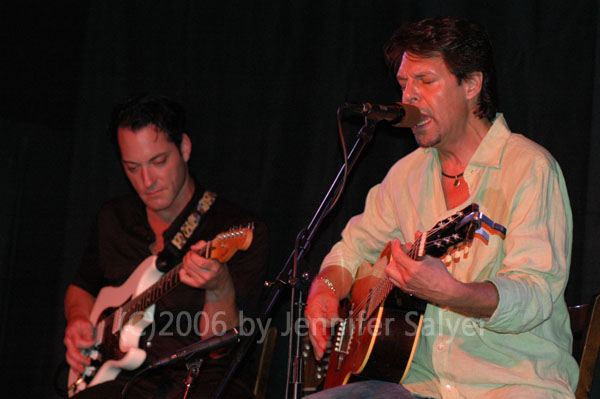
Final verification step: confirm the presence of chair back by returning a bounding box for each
[569,294,600,399]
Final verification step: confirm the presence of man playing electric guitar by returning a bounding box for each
[305,17,578,398]
[63,94,268,398]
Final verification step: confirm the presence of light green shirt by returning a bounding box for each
[321,115,578,398]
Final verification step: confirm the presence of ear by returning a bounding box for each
[180,133,192,162]
[463,71,484,101]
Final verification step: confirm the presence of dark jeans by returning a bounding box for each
[304,380,429,399]
[72,365,253,399]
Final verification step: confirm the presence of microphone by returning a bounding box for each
[342,102,421,128]
[148,328,240,368]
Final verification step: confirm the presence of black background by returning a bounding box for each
[1,1,599,397]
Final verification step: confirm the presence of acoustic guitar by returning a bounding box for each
[323,204,506,388]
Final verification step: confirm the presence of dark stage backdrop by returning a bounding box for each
[1,1,599,397]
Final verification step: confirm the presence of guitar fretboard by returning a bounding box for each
[360,236,421,320]
[122,263,183,320]
[115,238,222,324]
[355,210,474,320]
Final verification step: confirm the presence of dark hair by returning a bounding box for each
[108,94,186,153]
[384,17,498,121]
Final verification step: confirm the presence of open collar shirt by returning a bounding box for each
[321,115,578,398]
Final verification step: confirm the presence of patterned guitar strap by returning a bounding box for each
[156,189,217,272]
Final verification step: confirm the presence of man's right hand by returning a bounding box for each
[305,285,340,361]
[305,264,358,361]
[64,285,97,375]
[64,316,95,375]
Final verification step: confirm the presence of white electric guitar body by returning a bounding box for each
[67,226,253,397]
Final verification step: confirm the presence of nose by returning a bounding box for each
[140,166,156,190]
[402,80,419,105]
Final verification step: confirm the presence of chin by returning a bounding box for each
[415,133,441,148]
[415,136,432,148]
[144,197,171,212]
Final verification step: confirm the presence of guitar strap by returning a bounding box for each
[156,189,217,272]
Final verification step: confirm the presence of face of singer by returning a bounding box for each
[118,124,192,217]
[397,52,473,149]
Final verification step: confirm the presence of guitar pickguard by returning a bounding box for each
[68,256,162,394]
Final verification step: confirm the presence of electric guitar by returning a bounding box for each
[323,204,506,389]
[67,225,254,397]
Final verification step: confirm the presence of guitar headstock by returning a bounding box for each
[209,224,254,263]
[420,204,506,259]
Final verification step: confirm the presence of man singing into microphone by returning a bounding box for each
[305,17,578,398]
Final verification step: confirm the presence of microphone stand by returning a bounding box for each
[215,119,377,399]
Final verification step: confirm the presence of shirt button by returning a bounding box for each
[438,344,445,350]
[146,340,152,348]
[445,384,452,390]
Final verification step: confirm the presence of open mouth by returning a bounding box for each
[415,116,431,128]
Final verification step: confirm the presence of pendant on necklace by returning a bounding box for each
[442,171,464,188]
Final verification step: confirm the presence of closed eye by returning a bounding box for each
[153,157,167,166]
[150,153,168,166]
[123,163,139,173]
[398,79,407,91]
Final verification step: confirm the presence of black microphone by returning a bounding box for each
[343,102,421,128]
[148,328,240,368]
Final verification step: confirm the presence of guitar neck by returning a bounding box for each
[122,262,184,319]
[117,235,232,320]
[101,225,253,327]
[359,232,427,319]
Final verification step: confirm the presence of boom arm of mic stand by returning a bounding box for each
[215,120,377,399]
[121,329,240,399]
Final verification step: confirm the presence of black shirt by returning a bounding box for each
[72,185,268,364]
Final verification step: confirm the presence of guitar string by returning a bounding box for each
[100,235,217,326]
[120,263,183,319]
[75,229,250,387]
[332,210,487,360]
[108,228,247,324]
[347,231,425,318]
[357,215,468,317]
[345,218,456,321]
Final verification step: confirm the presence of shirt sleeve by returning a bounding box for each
[71,214,105,296]
[482,152,572,333]
[320,171,404,278]
[71,197,151,297]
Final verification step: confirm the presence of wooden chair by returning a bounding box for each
[219,327,277,399]
[252,327,278,399]
[569,294,600,399]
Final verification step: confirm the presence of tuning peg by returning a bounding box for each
[463,245,470,258]
[453,251,462,262]
[443,254,452,267]
[474,227,490,244]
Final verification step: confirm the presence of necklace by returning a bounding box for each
[441,171,464,187]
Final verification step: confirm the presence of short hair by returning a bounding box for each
[384,17,498,121]
[108,94,186,154]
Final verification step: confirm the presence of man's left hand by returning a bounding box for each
[385,238,459,305]
[180,240,234,295]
